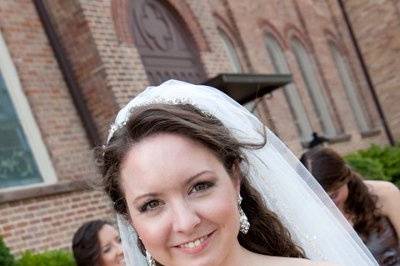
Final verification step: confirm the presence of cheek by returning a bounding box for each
[132,215,171,251]
[100,253,113,265]
[125,199,170,250]
[337,188,349,205]
[203,194,238,225]
[342,188,349,202]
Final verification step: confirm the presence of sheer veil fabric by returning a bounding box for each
[107,80,378,266]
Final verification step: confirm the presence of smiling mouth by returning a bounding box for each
[175,230,215,252]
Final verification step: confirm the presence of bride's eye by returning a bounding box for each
[190,181,214,194]
[140,200,162,212]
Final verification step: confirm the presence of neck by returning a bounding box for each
[217,240,253,266]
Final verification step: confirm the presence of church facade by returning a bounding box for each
[0,0,399,254]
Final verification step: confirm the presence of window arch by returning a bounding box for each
[0,32,56,189]
[217,27,262,118]
[329,43,371,132]
[130,0,205,85]
[291,38,336,137]
[218,28,242,73]
[265,34,313,141]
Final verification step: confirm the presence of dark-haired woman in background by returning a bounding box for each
[301,148,400,265]
[72,220,124,266]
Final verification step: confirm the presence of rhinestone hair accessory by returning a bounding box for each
[107,97,214,143]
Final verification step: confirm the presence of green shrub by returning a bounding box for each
[345,155,387,180]
[344,143,400,187]
[0,237,15,266]
[16,250,75,266]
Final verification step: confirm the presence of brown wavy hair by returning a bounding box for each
[72,220,112,266]
[300,147,383,238]
[97,103,305,262]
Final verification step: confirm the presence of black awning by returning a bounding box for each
[202,73,292,104]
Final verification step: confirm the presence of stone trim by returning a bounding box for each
[328,133,352,144]
[360,128,381,138]
[0,178,94,204]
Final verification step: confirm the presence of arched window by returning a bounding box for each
[291,38,336,137]
[329,43,371,132]
[218,28,242,73]
[0,32,56,189]
[218,28,261,117]
[265,34,313,141]
[130,0,205,85]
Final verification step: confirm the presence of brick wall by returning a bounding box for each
[67,0,390,153]
[0,0,94,182]
[343,0,400,140]
[0,0,112,255]
[209,0,388,154]
[0,0,395,256]
[43,0,120,139]
[0,190,112,254]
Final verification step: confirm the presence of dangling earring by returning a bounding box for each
[146,250,155,266]
[238,194,250,234]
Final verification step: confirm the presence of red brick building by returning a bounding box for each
[0,0,398,255]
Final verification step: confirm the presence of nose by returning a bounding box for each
[171,201,201,234]
[116,240,123,256]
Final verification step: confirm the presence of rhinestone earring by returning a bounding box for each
[238,195,250,234]
[146,250,155,266]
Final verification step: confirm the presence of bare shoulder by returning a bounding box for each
[365,180,399,192]
[256,256,337,266]
[364,180,400,216]
[288,258,337,266]
[308,261,338,266]
[365,180,399,199]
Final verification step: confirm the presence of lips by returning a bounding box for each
[118,257,125,265]
[178,235,208,249]
[174,231,215,255]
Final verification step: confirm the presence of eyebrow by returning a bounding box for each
[101,243,111,251]
[131,170,213,204]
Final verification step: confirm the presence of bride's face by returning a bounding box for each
[120,133,241,266]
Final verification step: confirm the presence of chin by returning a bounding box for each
[169,249,222,266]
[177,257,219,266]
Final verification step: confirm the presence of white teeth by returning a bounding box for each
[180,236,207,249]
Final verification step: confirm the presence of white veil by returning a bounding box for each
[107,80,378,266]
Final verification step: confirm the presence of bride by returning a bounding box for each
[97,80,378,266]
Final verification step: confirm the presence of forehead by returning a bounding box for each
[329,182,348,193]
[98,224,117,243]
[120,133,224,194]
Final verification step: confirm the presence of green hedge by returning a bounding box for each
[0,238,76,266]
[0,237,16,266]
[16,250,75,266]
[344,143,400,187]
